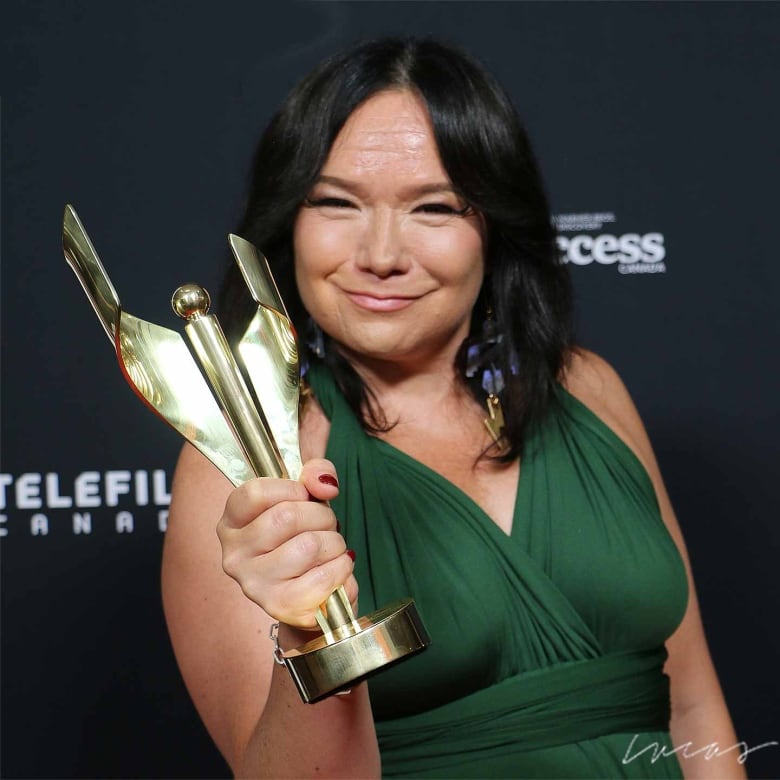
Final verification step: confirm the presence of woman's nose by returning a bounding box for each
[356,209,409,277]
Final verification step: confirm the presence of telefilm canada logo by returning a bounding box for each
[0,469,171,539]
[554,212,667,275]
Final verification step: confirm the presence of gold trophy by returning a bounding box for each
[63,204,430,703]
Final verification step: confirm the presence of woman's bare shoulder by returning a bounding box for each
[562,347,627,401]
[561,347,655,471]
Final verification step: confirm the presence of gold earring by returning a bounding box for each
[484,392,505,443]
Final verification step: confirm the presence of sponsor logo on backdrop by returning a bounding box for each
[554,212,666,274]
[0,469,171,538]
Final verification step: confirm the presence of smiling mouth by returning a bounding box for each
[346,291,420,312]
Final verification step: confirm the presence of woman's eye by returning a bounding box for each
[415,203,470,216]
[306,197,354,209]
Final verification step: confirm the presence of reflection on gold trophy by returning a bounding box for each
[63,205,430,703]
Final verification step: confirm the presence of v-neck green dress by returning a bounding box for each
[307,363,688,779]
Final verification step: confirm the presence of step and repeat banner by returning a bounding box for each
[2,2,778,777]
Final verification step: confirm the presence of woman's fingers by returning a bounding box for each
[221,477,310,530]
[267,554,357,625]
[233,549,356,629]
[269,529,347,579]
[219,501,341,583]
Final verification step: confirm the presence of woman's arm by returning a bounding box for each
[161,443,380,778]
[564,349,745,780]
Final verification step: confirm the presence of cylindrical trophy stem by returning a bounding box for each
[317,588,361,639]
[183,312,287,480]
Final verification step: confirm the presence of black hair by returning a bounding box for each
[219,37,572,459]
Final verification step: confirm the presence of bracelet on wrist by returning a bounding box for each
[269,622,353,696]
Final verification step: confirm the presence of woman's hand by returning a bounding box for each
[216,458,357,629]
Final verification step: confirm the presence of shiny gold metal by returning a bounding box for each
[283,599,430,703]
[63,205,430,703]
[484,393,505,443]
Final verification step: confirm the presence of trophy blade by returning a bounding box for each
[117,312,255,486]
[228,234,288,318]
[63,204,121,344]
[63,207,255,487]
[229,234,303,480]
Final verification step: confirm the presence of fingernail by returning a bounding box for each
[318,474,339,488]
[347,549,356,562]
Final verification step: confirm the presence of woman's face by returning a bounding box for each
[293,89,485,372]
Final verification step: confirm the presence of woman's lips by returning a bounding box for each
[346,292,419,312]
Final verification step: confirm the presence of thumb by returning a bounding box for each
[300,458,340,503]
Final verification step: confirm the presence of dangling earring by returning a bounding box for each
[482,366,506,443]
[306,317,326,359]
[465,304,506,443]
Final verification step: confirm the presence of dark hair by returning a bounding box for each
[220,37,572,459]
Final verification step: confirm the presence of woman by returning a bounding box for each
[162,38,742,778]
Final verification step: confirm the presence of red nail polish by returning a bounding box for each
[347,549,356,562]
[318,474,339,488]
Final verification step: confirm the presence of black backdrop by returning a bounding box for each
[2,2,778,778]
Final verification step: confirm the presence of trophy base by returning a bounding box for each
[282,598,430,703]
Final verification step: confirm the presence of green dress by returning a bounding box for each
[307,363,689,779]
